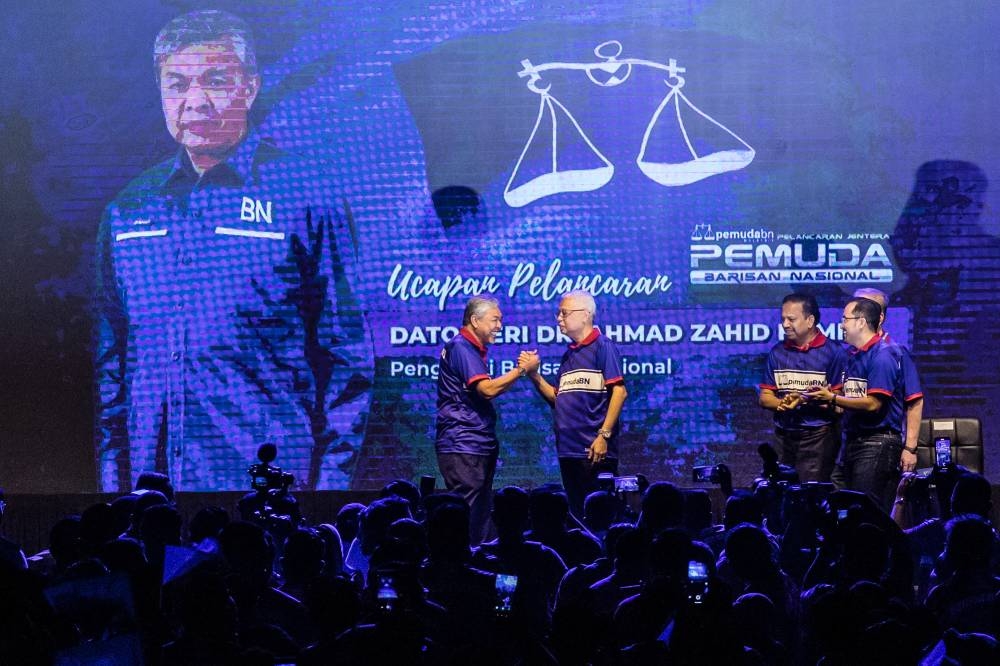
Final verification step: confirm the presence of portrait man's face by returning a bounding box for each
[159,40,259,157]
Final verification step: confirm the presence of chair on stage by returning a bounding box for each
[916,418,984,473]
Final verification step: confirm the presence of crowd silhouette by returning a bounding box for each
[2,464,1000,665]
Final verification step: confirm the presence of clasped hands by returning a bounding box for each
[777,386,837,411]
[517,349,541,375]
[776,391,804,412]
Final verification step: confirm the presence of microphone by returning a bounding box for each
[257,443,278,464]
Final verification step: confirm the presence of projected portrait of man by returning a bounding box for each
[95,10,372,492]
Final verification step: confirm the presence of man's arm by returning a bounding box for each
[474,352,538,400]
[904,398,923,448]
[900,396,924,472]
[474,364,527,400]
[588,383,627,463]
[891,474,916,529]
[899,348,924,471]
[524,351,557,405]
[760,388,803,412]
[602,383,628,433]
[759,350,783,410]
[806,385,883,412]
[759,387,783,410]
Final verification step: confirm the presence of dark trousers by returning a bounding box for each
[774,423,840,483]
[842,430,902,512]
[437,451,497,545]
[559,457,618,519]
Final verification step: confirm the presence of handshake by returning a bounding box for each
[517,350,541,376]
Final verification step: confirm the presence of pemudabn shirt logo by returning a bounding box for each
[844,376,868,398]
[773,369,828,392]
[559,369,605,393]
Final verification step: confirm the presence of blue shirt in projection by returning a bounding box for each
[95,133,373,492]
[759,331,848,430]
[435,329,498,456]
[842,334,906,437]
[554,329,624,459]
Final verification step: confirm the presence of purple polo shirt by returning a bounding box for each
[843,334,906,437]
[882,333,925,404]
[435,328,498,456]
[760,331,848,430]
[554,329,624,459]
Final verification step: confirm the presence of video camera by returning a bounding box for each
[238,443,300,536]
[249,442,295,492]
[750,443,811,532]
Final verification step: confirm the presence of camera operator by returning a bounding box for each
[749,444,801,540]
[237,444,301,542]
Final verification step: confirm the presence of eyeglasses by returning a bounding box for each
[840,316,862,323]
[557,308,587,319]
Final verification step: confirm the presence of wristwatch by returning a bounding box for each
[518,367,527,378]
[598,428,613,439]
[903,444,919,454]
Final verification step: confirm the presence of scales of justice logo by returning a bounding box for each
[504,40,756,208]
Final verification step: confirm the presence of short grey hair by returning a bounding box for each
[562,290,596,316]
[153,10,258,84]
[853,287,888,313]
[463,295,500,326]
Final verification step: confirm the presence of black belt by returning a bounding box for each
[847,428,900,439]
[775,424,831,434]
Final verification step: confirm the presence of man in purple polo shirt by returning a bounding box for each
[436,295,537,543]
[807,297,906,509]
[523,290,628,518]
[853,287,924,473]
[759,293,848,482]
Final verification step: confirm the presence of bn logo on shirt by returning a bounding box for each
[240,197,273,224]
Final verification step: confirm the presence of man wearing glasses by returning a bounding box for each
[758,293,848,482]
[853,287,924,473]
[522,290,627,518]
[806,297,906,509]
